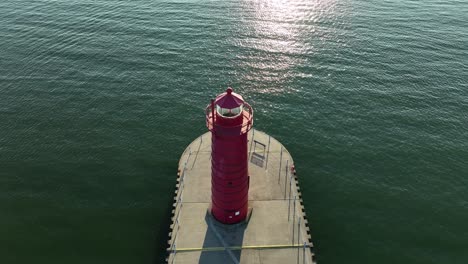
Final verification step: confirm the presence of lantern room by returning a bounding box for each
[206,88,253,135]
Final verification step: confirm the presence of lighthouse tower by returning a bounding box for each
[205,88,253,224]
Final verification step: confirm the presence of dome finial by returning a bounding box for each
[226,87,233,94]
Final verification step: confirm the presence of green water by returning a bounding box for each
[1,0,467,263]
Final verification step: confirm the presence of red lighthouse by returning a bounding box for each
[205,88,253,224]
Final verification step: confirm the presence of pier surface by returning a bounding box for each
[167,129,315,264]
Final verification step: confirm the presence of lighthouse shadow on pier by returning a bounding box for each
[198,211,249,263]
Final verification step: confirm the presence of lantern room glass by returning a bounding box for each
[216,104,243,118]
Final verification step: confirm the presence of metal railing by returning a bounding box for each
[266,139,313,264]
[169,144,195,264]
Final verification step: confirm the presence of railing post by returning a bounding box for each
[265,135,271,169]
[298,217,301,245]
[181,149,192,184]
[248,129,255,161]
[284,159,289,199]
[174,197,183,225]
[183,162,187,180]
[292,195,296,244]
[278,146,283,183]
[173,218,179,243]
[293,196,296,220]
[303,242,306,264]
[182,165,186,183]
[180,180,184,201]
[171,243,176,264]
[297,217,301,264]
[289,172,292,201]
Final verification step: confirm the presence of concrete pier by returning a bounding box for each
[167,129,315,264]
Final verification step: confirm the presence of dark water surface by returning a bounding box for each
[1,0,467,263]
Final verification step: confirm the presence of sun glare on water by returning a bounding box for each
[235,0,339,94]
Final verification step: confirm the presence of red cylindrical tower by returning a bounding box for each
[205,88,253,224]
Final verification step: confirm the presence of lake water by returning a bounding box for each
[1,0,467,263]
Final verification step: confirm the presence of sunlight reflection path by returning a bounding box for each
[232,0,343,95]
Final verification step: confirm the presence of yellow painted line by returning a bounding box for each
[168,244,309,253]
